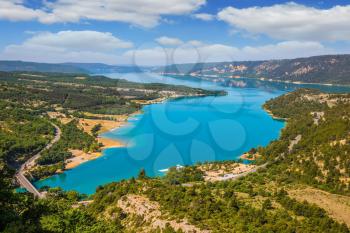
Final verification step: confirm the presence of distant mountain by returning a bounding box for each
[63,62,144,73]
[3,55,350,85]
[0,61,146,74]
[158,54,350,85]
[0,61,87,73]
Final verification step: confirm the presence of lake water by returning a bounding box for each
[35,73,349,194]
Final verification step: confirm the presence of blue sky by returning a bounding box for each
[0,0,349,65]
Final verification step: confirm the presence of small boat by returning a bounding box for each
[159,164,184,173]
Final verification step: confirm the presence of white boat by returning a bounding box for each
[159,164,184,173]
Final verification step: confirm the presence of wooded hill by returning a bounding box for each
[261,89,350,194]
[0,71,223,115]
[1,87,350,232]
[159,54,350,85]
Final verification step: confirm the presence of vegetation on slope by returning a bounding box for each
[0,100,55,167]
[89,169,349,233]
[1,74,350,232]
[261,89,350,194]
[1,162,349,232]
[0,71,224,115]
[160,54,350,85]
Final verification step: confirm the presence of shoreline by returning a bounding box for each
[45,93,215,176]
[62,94,198,171]
[256,77,350,87]
[161,72,350,88]
[263,106,288,121]
[49,86,287,181]
[240,152,258,161]
[64,112,138,170]
[63,93,285,173]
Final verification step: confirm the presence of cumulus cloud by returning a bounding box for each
[0,0,206,27]
[0,0,46,21]
[239,41,330,60]
[156,36,183,46]
[0,30,341,65]
[0,31,132,64]
[218,3,350,41]
[193,13,214,21]
[121,40,334,66]
[25,31,133,51]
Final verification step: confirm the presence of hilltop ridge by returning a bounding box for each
[2,54,350,85]
[0,61,147,74]
[158,54,350,85]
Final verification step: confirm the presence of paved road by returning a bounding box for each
[16,123,61,198]
[16,172,44,198]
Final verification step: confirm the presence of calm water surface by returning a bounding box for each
[35,73,349,194]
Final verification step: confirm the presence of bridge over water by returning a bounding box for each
[16,123,61,198]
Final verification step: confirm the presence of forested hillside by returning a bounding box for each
[0,101,55,167]
[159,54,350,85]
[0,71,223,115]
[261,89,350,194]
[1,86,350,232]
[1,160,349,232]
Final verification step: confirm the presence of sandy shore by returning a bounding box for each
[77,112,134,148]
[61,112,138,170]
[64,116,131,169]
[65,150,102,170]
[64,138,125,170]
[240,152,260,161]
[98,137,125,149]
[78,118,127,134]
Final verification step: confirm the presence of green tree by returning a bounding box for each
[138,168,146,179]
[91,124,102,137]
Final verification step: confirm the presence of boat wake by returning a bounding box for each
[159,164,184,173]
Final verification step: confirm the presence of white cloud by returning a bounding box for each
[25,31,133,51]
[0,0,206,27]
[188,40,205,47]
[239,41,330,60]
[193,13,214,21]
[0,0,46,21]
[124,46,169,67]
[121,40,334,66]
[156,36,183,46]
[218,3,350,41]
[0,31,132,64]
[0,30,342,66]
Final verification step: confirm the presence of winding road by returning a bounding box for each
[16,123,61,198]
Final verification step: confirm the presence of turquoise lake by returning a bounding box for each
[35,73,349,194]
